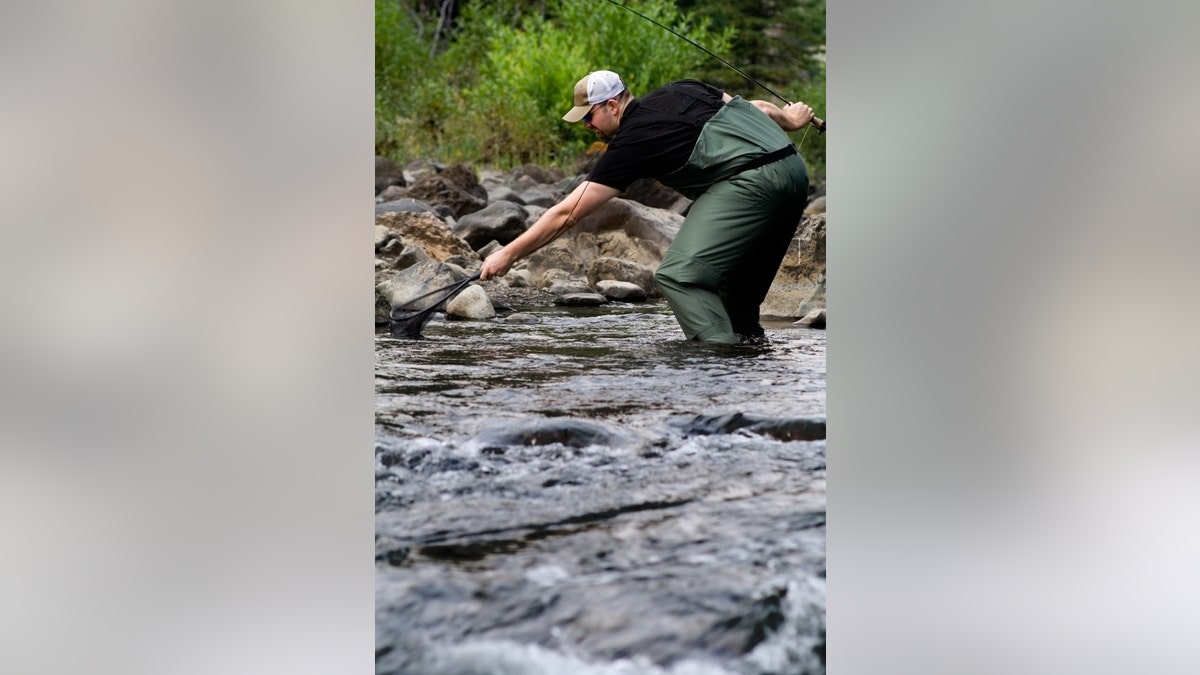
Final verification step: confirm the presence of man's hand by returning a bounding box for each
[479,247,514,281]
[780,101,815,131]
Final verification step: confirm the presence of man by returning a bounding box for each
[479,70,815,345]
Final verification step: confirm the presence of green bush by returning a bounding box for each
[376,0,824,180]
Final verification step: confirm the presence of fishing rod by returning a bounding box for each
[602,0,826,134]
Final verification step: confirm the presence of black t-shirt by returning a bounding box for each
[586,80,725,192]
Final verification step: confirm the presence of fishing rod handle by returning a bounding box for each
[810,116,826,134]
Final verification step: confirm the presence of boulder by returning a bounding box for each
[403,158,443,185]
[376,185,408,202]
[804,195,826,216]
[761,214,826,319]
[405,163,488,218]
[445,285,495,320]
[375,156,406,195]
[375,211,477,263]
[376,198,432,215]
[596,280,647,302]
[555,292,609,307]
[586,257,657,297]
[376,261,470,313]
[452,201,529,250]
[622,178,686,210]
[794,307,826,328]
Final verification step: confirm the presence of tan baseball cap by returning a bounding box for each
[562,70,626,123]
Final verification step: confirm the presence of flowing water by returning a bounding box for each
[375,300,826,675]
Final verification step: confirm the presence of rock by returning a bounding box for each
[443,254,480,272]
[794,307,826,329]
[586,257,657,297]
[452,201,529,250]
[804,195,826,216]
[518,186,558,208]
[375,225,396,251]
[393,244,431,271]
[375,211,477,263]
[445,285,495,320]
[403,158,442,185]
[378,238,404,257]
[504,269,534,288]
[503,312,540,324]
[375,156,407,195]
[377,185,408,202]
[573,198,683,260]
[511,164,564,184]
[376,198,432,215]
[555,292,609,306]
[405,163,488,218]
[596,280,647,302]
[377,261,470,313]
[487,186,525,205]
[548,278,594,296]
[761,214,826,319]
[476,240,503,260]
[524,250,587,288]
[375,288,391,325]
[473,417,633,451]
[669,412,827,442]
[622,178,686,210]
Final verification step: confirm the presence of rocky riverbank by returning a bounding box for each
[375,158,827,330]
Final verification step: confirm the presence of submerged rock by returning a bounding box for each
[669,412,826,442]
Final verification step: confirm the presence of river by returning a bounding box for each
[375,300,826,675]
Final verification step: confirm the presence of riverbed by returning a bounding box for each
[375,300,826,675]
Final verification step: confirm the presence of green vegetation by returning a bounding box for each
[377,0,825,180]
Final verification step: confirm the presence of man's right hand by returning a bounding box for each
[479,247,513,281]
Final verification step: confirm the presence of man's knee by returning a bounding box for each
[655,254,721,289]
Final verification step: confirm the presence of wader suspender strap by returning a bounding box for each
[729,143,797,175]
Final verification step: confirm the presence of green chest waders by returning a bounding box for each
[653,97,809,343]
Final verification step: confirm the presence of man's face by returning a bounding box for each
[583,99,620,141]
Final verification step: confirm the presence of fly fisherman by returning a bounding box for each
[479,70,815,345]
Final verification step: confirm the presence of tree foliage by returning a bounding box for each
[376,0,824,178]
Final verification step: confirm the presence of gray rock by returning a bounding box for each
[393,244,431,271]
[547,278,594,296]
[403,158,443,185]
[487,186,525,205]
[406,163,488,218]
[518,186,558,208]
[378,238,404,256]
[503,312,540,324]
[555,292,609,306]
[804,195,826,215]
[375,225,396,251]
[452,201,529,250]
[375,156,406,195]
[596,280,647,302]
[587,257,657,296]
[445,285,495,319]
[377,261,469,312]
[376,198,431,215]
[476,240,504,260]
[503,269,534,288]
[761,214,826,319]
[794,307,826,329]
[377,184,408,202]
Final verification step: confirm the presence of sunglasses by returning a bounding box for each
[582,102,603,124]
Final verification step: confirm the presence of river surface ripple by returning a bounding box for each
[376,301,827,675]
